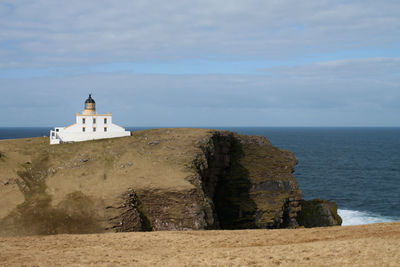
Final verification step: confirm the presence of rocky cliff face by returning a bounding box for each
[193,132,303,229]
[0,128,341,235]
[297,199,342,227]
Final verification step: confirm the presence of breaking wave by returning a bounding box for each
[338,209,399,226]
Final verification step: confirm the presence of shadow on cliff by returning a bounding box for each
[0,154,103,236]
[196,132,257,229]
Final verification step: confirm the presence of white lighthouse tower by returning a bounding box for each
[49,94,131,144]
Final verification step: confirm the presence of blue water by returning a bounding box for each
[0,127,50,140]
[1,127,399,225]
[221,127,400,225]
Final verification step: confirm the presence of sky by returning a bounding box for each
[0,0,399,127]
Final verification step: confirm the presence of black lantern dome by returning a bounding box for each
[84,94,96,114]
[85,94,95,104]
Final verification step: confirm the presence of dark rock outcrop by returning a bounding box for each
[193,132,303,229]
[297,199,342,227]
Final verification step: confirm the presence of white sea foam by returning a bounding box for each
[338,209,397,226]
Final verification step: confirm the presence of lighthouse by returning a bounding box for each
[83,94,96,115]
[49,94,131,144]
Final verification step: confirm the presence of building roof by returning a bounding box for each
[85,94,95,104]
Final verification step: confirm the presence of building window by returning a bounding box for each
[56,129,59,132]
[82,118,86,124]
[104,118,107,124]
[93,118,96,124]
[104,127,107,132]
[82,127,86,132]
[93,127,96,132]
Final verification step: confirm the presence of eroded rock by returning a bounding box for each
[297,199,342,227]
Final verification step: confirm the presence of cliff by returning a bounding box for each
[0,128,341,235]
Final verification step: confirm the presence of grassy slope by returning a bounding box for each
[0,128,213,233]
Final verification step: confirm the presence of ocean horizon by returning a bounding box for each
[1,126,399,226]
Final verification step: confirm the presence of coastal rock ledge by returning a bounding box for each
[0,128,341,235]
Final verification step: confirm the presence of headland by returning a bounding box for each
[0,128,340,235]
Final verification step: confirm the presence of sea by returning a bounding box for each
[1,126,399,226]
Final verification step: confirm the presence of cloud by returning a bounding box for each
[261,57,400,109]
[1,57,399,126]
[1,0,400,68]
[1,1,399,126]
[268,57,400,77]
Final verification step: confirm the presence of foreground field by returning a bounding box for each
[0,222,399,266]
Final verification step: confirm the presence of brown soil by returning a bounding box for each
[0,222,399,266]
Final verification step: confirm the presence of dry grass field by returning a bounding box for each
[0,222,399,266]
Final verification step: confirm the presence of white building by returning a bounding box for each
[50,94,131,144]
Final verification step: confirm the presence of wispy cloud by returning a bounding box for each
[1,58,399,126]
[1,1,399,68]
[1,1,399,126]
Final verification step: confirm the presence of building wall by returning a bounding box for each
[50,114,130,144]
